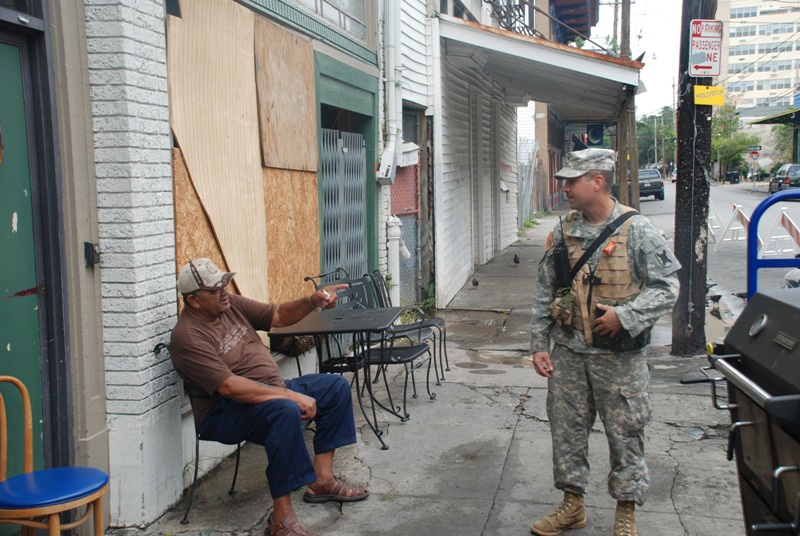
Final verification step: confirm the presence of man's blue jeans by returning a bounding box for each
[197,374,356,498]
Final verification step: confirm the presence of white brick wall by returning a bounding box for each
[84,0,182,525]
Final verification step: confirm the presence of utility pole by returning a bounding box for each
[653,116,658,166]
[672,78,678,172]
[620,0,630,58]
[672,0,718,355]
[660,114,666,178]
[615,0,639,209]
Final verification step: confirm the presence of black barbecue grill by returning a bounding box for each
[703,288,800,535]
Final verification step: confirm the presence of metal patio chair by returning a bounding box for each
[305,272,435,422]
[366,270,450,382]
[154,343,242,525]
[348,275,436,420]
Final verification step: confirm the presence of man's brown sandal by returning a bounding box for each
[266,513,318,536]
[302,476,369,503]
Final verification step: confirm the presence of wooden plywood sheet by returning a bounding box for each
[168,0,269,302]
[263,168,320,304]
[172,148,238,313]
[254,16,318,172]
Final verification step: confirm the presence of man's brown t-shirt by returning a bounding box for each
[170,295,282,425]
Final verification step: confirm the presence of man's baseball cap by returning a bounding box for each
[555,148,616,179]
[177,258,235,294]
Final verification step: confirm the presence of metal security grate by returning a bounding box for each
[320,128,367,279]
[398,214,419,305]
[391,164,421,306]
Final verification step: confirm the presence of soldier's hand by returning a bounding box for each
[533,351,553,378]
[592,303,622,337]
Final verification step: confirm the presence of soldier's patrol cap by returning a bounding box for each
[555,148,616,179]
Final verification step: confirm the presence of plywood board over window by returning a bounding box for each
[254,16,318,172]
[167,0,269,302]
[263,168,320,304]
[172,148,237,313]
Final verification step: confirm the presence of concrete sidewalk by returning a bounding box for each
[112,211,744,536]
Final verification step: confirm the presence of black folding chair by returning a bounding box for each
[303,267,350,290]
[366,270,450,382]
[154,343,242,525]
[304,272,435,422]
[348,275,436,420]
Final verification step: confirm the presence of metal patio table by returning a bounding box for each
[270,306,404,449]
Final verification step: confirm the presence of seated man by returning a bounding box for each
[169,258,368,536]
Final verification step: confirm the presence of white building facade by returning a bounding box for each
[717,0,800,166]
[718,0,799,111]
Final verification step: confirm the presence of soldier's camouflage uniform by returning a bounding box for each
[530,200,680,505]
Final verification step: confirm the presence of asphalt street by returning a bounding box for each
[637,180,800,328]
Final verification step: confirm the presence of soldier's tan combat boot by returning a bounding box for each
[530,491,587,536]
[614,501,638,536]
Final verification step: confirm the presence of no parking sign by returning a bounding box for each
[689,20,723,77]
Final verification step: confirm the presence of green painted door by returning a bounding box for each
[0,40,45,483]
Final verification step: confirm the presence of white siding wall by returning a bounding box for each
[437,56,473,304]
[477,88,492,263]
[498,103,520,248]
[84,0,182,525]
[436,55,522,306]
[400,0,428,108]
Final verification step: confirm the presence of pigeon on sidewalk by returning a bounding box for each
[513,254,520,266]
[472,278,479,288]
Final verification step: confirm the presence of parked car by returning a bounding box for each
[773,163,800,193]
[725,171,740,184]
[769,174,784,194]
[612,169,665,201]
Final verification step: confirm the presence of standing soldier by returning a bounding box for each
[529,149,680,536]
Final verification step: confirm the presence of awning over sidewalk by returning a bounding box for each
[750,107,800,161]
[439,15,643,123]
[749,107,800,126]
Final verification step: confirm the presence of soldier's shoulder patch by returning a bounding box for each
[545,231,554,252]
[656,249,673,268]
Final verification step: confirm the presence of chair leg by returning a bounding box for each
[93,495,105,536]
[292,337,302,376]
[48,513,60,536]
[434,332,445,382]
[379,364,405,420]
[429,336,442,386]
[401,364,411,419]
[229,443,242,495]
[407,361,418,400]
[371,363,382,384]
[181,435,202,524]
[425,350,437,400]
[439,327,450,372]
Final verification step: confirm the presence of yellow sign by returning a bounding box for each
[694,85,724,105]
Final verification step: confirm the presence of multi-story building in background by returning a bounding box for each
[717,0,800,168]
